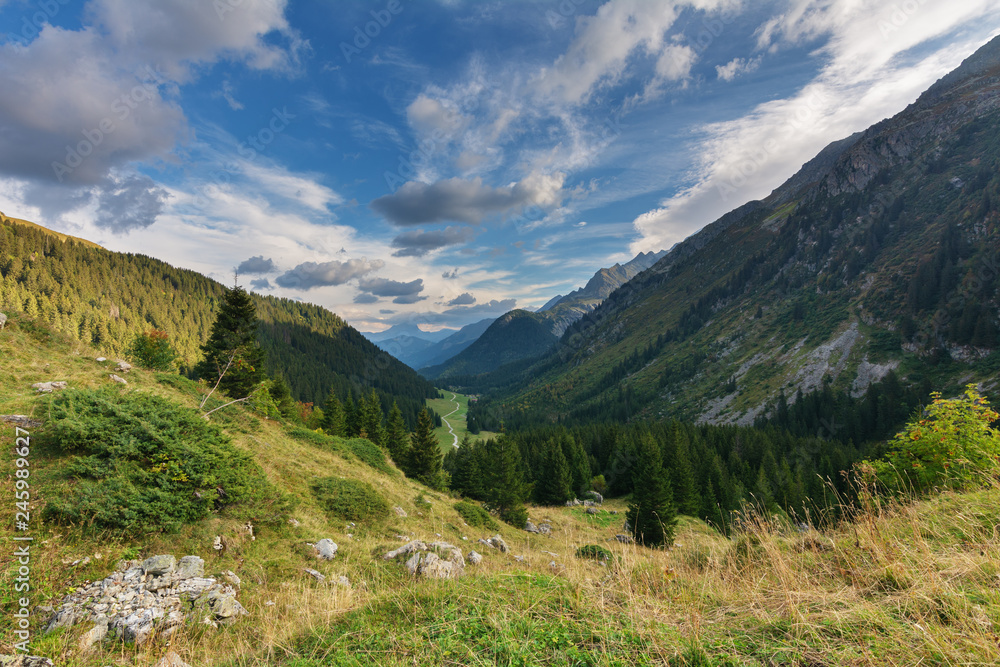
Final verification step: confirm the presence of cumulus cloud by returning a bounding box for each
[391,226,474,257]
[447,292,476,306]
[442,268,460,279]
[237,255,276,275]
[275,258,384,289]
[93,173,169,233]
[250,278,272,290]
[391,294,428,305]
[357,277,425,297]
[371,173,565,226]
[354,293,380,304]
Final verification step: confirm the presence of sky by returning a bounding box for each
[1,0,999,333]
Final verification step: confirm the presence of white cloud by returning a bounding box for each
[716,55,761,81]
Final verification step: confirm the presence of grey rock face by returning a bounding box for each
[176,556,205,579]
[387,540,465,579]
[142,554,176,576]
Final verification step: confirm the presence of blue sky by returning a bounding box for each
[1,0,999,332]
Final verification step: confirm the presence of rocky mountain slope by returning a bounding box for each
[469,34,1000,426]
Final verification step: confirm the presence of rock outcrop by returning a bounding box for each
[44,554,245,646]
[383,540,469,579]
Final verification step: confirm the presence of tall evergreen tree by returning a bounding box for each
[667,421,701,516]
[408,408,444,489]
[322,392,346,437]
[194,286,265,397]
[536,438,572,505]
[385,401,409,464]
[483,435,532,526]
[344,393,360,438]
[626,435,678,547]
[360,390,386,447]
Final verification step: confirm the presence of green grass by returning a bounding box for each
[427,390,497,452]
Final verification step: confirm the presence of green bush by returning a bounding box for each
[345,438,395,475]
[311,477,391,522]
[40,388,289,533]
[454,500,499,530]
[575,544,613,562]
[128,329,178,371]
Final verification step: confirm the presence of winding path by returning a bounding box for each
[440,392,461,448]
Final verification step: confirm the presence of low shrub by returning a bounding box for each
[311,477,391,522]
[454,500,499,530]
[40,388,289,533]
[575,544,613,562]
[345,438,396,476]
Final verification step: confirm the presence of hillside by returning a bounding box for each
[421,309,558,381]
[3,317,1000,666]
[0,217,437,422]
[468,34,1000,428]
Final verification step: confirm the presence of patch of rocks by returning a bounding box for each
[0,415,41,428]
[476,534,509,553]
[383,540,476,579]
[0,656,53,667]
[44,554,246,647]
[524,520,552,535]
[31,381,66,393]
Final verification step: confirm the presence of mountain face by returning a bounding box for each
[467,35,1000,427]
[421,310,558,381]
[362,322,455,344]
[0,217,437,422]
[538,250,666,336]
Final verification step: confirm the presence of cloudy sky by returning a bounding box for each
[1,0,998,332]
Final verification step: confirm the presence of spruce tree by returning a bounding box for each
[322,392,346,437]
[344,394,360,437]
[385,402,410,464]
[537,438,572,505]
[667,421,701,516]
[194,286,265,397]
[360,390,386,447]
[626,435,678,547]
[408,408,443,489]
[483,436,531,526]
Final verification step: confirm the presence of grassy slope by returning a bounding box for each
[426,391,497,453]
[2,315,999,665]
[0,211,101,249]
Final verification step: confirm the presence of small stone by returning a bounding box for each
[467,550,482,565]
[304,568,325,582]
[314,538,338,560]
[405,553,421,575]
[78,618,109,651]
[383,540,427,560]
[115,360,132,372]
[335,575,351,588]
[265,600,276,607]
[585,507,599,515]
[108,373,128,384]
[142,555,176,576]
[95,357,107,362]
[288,518,300,527]
[222,570,241,588]
[213,536,223,551]
[615,534,635,544]
[487,534,508,553]
[393,506,408,517]
[525,520,539,533]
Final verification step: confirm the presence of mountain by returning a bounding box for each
[0,215,437,423]
[421,310,558,381]
[538,250,667,336]
[411,317,496,370]
[361,322,455,344]
[465,35,1000,428]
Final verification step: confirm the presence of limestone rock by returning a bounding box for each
[95,356,107,362]
[109,373,128,384]
[142,555,176,576]
[115,360,132,372]
[484,534,508,553]
[0,312,6,329]
[176,556,204,579]
[586,491,604,504]
[313,538,338,560]
[0,656,54,667]
[383,540,427,560]
[585,507,599,515]
[222,570,241,588]
[335,575,352,588]
[31,381,67,393]
[615,534,635,544]
[525,520,539,533]
[304,567,325,581]
[393,506,408,517]
[0,415,41,428]
[467,550,483,565]
[78,618,108,651]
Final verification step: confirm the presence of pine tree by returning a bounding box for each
[407,408,444,489]
[268,376,298,421]
[667,422,701,516]
[322,392,346,437]
[194,286,265,397]
[385,402,410,464]
[360,390,386,447]
[344,394,360,438]
[483,436,531,526]
[537,438,572,505]
[626,435,678,547]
